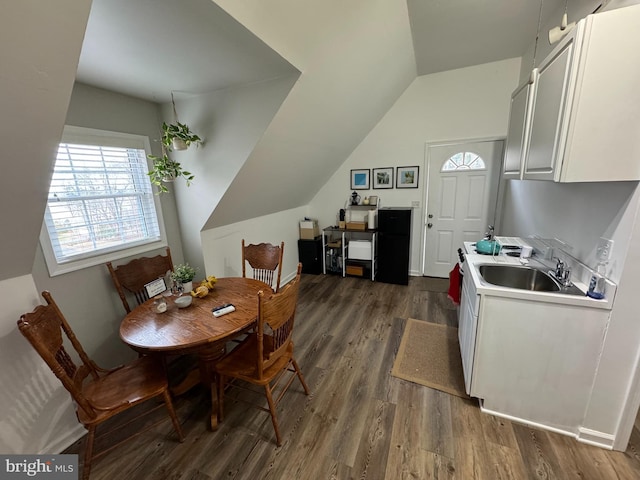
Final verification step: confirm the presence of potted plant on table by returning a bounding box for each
[171,263,197,294]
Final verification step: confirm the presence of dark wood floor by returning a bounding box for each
[65,273,640,479]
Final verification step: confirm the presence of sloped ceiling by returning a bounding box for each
[2,0,612,281]
[77,0,574,104]
[76,0,297,103]
[0,0,92,281]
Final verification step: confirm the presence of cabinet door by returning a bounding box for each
[458,278,478,395]
[523,37,575,181]
[503,77,535,179]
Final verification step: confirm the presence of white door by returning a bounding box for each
[423,140,503,278]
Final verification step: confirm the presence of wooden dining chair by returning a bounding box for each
[18,291,185,480]
[106,247,173,313]
[242,240,284,292]
[215,263,309,446]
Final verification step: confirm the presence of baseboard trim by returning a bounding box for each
[478,402,616,450]
[577,427,615,449]
[479,403,576,439]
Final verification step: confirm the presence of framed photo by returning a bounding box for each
[144,277,167,298]
[350,169,370,190]
[372,167,393,189]
[396,166,419,188]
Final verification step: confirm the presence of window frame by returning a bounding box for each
[441,151,487,172]
[39,126,168,277]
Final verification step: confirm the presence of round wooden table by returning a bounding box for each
[119,277,271,429]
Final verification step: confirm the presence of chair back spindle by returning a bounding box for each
[242,240,284,292]
[106,247,173,313]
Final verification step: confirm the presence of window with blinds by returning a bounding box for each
[40,126,167,276]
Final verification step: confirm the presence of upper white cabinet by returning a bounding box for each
[522,5,640,182]
[503,74,536,179]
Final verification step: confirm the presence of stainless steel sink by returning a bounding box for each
[479,265,561,292]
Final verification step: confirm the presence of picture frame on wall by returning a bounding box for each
[396,166,419,188]
[372,167,393,189]
[350,169,370,190]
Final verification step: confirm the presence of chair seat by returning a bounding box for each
[79,356,168,424]
[215,337,294,386]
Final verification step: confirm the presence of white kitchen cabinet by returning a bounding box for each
[503,74,536,179]
[458,265,479,395]
[472,295,609,432]
[460,251,614,437]
[523,5,640,182]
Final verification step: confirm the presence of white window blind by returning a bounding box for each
[40,127,166,276]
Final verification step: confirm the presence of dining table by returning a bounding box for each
[119,277,271,429]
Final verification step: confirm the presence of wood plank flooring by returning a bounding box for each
[64,274,640,479]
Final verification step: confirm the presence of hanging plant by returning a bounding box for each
[161,121,202,151]
[146,92,202,193]
[147,147,194,194]
[161,92,203,151]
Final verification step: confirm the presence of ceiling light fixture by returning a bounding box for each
[549,0,576,44]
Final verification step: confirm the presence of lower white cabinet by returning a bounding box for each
[471,294,609,432]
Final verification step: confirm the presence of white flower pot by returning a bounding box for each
[172,138,187,151]
[181,281,193,293]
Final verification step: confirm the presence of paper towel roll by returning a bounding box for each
[367,210,376,229]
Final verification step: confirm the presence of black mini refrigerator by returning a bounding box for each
[377,207,412,285]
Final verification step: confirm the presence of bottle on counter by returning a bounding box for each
[587,262,606,299]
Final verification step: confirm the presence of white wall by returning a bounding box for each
[0,0,91,281]
[0,275,85,454]
[501,180,638,283]
[201,206,308,285]
[31,83,186,366]
[310,58,522,276]
[163,75,299,275]
[11,84,187,455]
[209,0,417,228]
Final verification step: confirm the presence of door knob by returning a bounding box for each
[427,223,433,228]
[428,214,433,218]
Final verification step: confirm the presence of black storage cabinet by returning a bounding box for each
[377,208,411,285]
[298,237,323,274]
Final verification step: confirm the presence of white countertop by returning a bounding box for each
[464,252,614,310]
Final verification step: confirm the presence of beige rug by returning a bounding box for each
[392,319,469,399]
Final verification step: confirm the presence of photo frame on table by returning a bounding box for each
[144,277,167,298]
[372,167,393,189]
[396,166,419,188]
[350,169,370,190]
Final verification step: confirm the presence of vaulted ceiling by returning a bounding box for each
[0,0,615,281]
[77,0,569,102]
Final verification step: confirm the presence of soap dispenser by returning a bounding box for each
[587,262,606,299]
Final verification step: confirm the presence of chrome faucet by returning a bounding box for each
[550,257,572,287]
